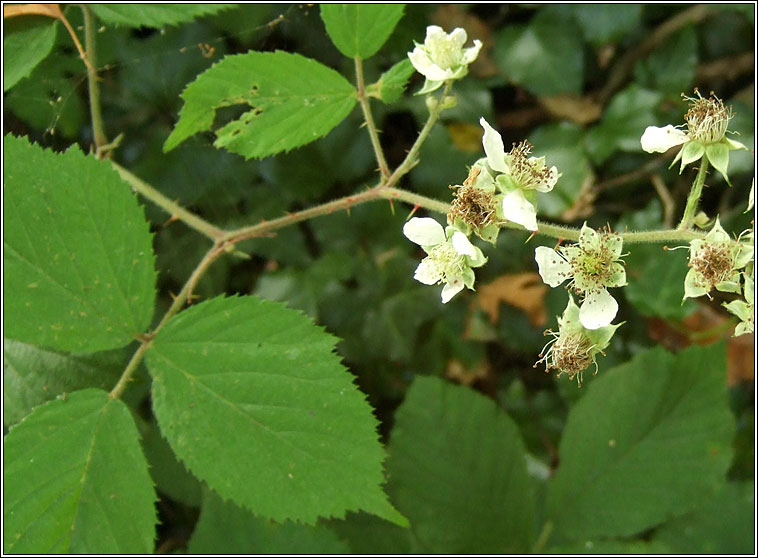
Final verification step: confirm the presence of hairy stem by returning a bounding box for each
[355,56,390,181]
[82,4,108,156]
[111,161,226,241]
[678,158,710,230]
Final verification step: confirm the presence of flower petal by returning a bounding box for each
[479,117,509,174]
[462,40,483,64]
[449,27,467,47]
[535,246,571,287]
[403,217,445,246]
[502,189,537,231]
[408,47,434,75]
[441,278,465,303]
[452,231,477,257]
[413,260,441,285]
[579,288,618,330]
[640,125,688,153]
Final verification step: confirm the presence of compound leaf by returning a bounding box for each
[3,136,156,353]
[164,51,356,159]
[546,344,735,540]
[321,4,405,59]
[145,295,405,526]
[386,376,536,554]
[3,389,156,554]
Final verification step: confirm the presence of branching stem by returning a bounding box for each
[355,56,391,181]
[82,5,108,157]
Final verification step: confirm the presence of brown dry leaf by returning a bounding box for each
[445,358,492,387]
[476,273,548,327]
[647,302,755,386]
[431,4,499,78]
[4,3,94,74]
[4,3,62,19]
[538,95,602,125]
[447,122,484,153]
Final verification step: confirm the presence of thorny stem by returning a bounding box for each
[82,5,108,157]
[678,158,710,230]
[109,244,223,399]
[355,56,391,180]
[112,161,226,241]
[388,81,454,184]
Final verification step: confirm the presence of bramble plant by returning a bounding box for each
[3,4,755,555]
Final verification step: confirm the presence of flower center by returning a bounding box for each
[568,241,619,293]
[428,36,460,70]
[684,89,732,144]
[448,184,498,231]
[690,241,736,288]
[538,331,595,386]
[507,141,554,190]
[427,242,466,281]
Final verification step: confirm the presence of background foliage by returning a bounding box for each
[3,3,755,554]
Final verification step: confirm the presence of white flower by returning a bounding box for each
[408,26,482,94]
[403,217,486,303]
[684,217,754,300]
[479,118,560,232]
[535,223,626,329]
[641,90,746,185]
[535,295,622,386]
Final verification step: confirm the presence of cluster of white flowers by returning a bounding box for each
[402,28,752,381]
[535,224,626,330]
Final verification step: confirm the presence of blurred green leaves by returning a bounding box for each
[546,343,735,540]
[494,8,584,96]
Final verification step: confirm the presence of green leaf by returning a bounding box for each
[3,136,156,353]
[494,8,584,96]
[164,51,357,159]
[140,419,202,507]
[374,58,415,104]
[623,244,698,320]
[634,26,697,97]
[3,389,156,554]
[329,512,415,554]
[3,338,127,428]
[3,17,57,91]
[89,4,235,28]
[572,4,643,45]
[546,344,735,540]
[546,539,672,554]
[145,295,405,526]
[386,376,536,554]
[320,4,405,59]
[4,47,87,138]
[585,84,662,164]
[653,481,754,554]
[188,489,351,554]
